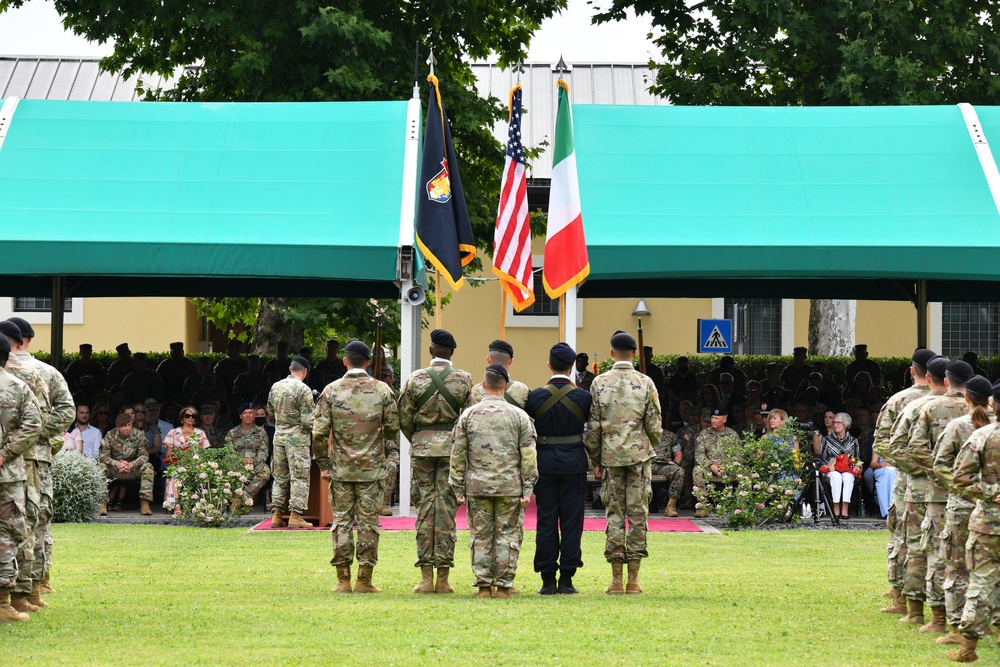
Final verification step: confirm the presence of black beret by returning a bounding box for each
[344,340,372,360]
[485,363,509,383]
[992,380,1000,404]
[430,329,457,349]
[0,321,23,344]
[79,343,93,352]
[291,355,311,370]
[238,402,255,414]
[549,342,577,365]
[926,356,949,379]
[946,360,975,383]
[488,340,514,357]
[0,336,9,354]
[912,348,937,369]
[6,317,34,339]
[711,406,728,417]
[169,342,184,351]
[965,375,992,399]
[610,329,637,351]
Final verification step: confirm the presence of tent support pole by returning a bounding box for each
[50,276,65,370]
[916,279,928,349]
[398,280,422,518]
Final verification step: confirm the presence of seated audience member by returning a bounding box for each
[121,352,165,404]
[65,403,103,459]
[745,380,763,407]
[727,400,750,435]
[693,407,739,518]
[699,383,722,411]
[719,373,747,414]
[866,386,885,412]
[92,402,113,435]
[811,410,836,454]
[98,413,155,516]
[182,356,214,405]
[760,362,780,393]
[707,355,747,394]
[667,356,699,421]
[762,382,792,411]
[254,404,275,509]
[197,403,226,448]
[844,371,874,404]
[819,412,860,519]
[233,354,272,408]
[844,343,883,388]
[224,403,271,510]
[763,408,798,452]
[162,406,212,516]
[650,429,684,517]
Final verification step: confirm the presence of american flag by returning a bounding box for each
[492,85,534,311]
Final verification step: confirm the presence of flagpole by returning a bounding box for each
[499,290,507,339]
[435,268,442,329]
[559,294,566,342]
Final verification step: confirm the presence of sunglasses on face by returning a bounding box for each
[182,413,196,419]
[135,409,146,414]
[97,411,110,416]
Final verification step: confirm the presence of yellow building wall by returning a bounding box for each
[855,301,919,357]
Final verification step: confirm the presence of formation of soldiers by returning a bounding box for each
[874,347,1000,662]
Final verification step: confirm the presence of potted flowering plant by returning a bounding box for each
[165,436,253,527]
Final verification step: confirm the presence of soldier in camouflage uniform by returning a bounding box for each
[886,354,951,626]
[224,403,271,510]
[378,366,401,516]
[874,347,934,614]
[312,341,398,594]
[947,395,1000,662]
[266,356,315,529]
[0,335,42,623]
[469,340,529,408]
[450,364,537,599]
[650,429,683,517]
[198,404,226,448]
[585,330,662,595]
[674,402,702,509]
[3,318,74,607]
[693,407,739,518]
[99,413,155,514]
[398,329,473,594]
[931,376,996,645]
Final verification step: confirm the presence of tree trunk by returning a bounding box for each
[251,298,304,354]
[808,299,856,356]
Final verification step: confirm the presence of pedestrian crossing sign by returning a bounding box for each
[697,319,732,353]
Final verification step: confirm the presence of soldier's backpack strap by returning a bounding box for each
[532,384,585,422]
[414,366,460,413]
[503,391,517,406]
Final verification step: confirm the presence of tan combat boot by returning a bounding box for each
[604,562,625,595]
[270,509,286,528]
[140,499,152,516]
[921,606,948,634]
[9,593,38,614]
[353,566,381,593]
[947,636,979,662]
[899,598,925,625]
[694,506,710,518]
[626,561,643,594]
[98,502,107,516]
[39,571,55,595]
[476,586,493,599]
[0,590,29,623]
[938,626,963,645]
[435,567,455,594]
[412,566,435,594]
[287,512,313,529]
[26,582,47,609]
[379,505,393,517]
[334,566,352,594]
[665,498,679,518]
[880,587,907,614]
[494,587,512,599]
[882,588,894,598]
[229,496,242,513]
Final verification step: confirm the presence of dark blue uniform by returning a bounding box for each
[527,377,592,588]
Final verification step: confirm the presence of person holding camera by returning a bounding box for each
[819,412,859,520]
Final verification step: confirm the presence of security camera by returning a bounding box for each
[403,285,426,305]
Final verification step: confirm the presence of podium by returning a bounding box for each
[304,461,333,528]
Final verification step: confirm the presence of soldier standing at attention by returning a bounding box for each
[313,341,398,594]
[526,343,592,595]
[3,317,74,606]
[470,340,529,407]
[585,330,662,595]
[225,403,272,511]
[399,329,473,594]
[451,364,537,599]
[0,335,42,623]
[266,356,315,529]
[874,347,934,615]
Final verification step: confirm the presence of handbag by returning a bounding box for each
[834,453,851,473]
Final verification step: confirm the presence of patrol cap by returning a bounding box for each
[946,359,975,383]
[549,342,576,366]
[238,402,255,414]
[6,317,34,339]
[169,342,184,351]
[344,340,372,360]
[700,408,712,421]
[489,340,514,357]
[380,365,394,379]
[854,344,868,353]
[115,413,131,428]
[430,329,457,349]
[0,336,9,355]
[116,343,130,354]
[485,363,509,383]
[79,343,93,352]
[610,330,637,351]
[793,346,807,354]
[926,356,950,380]
[200,404,217,415]
[144,398,162,409]
[0,321,23,344]
[965,375,992,399]
[711,406,728,417]
[912,348,937,369]
[290,355,311,370]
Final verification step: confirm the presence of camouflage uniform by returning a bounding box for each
[380,386,401,512]
[889,389,961,604]
[934,415,996,628]
[266,376,315,515]
[675,421,702,507]
[223,425,271,500]
[693,426,739,510]
[584,361,662,563]
[98,427,154,502]
[313,370,399,568]
[0,368,42,593]
[6,351,74,590]
[874,383,929,593]
[650,430,683,504]
[951,423,1000,639]
[470,380,529,408]
[450,396,537,589]
[202,424,226,449]
[399,360,473,569]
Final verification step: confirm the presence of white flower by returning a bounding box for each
[209,461,219,469]
[199,472,208,480]
[192,454,200,460]
[191,494,199,500]
[176,467,186,474]
[223,488,231,495]
[239,476,247,483]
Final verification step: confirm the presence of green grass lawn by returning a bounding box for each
[0,524,971,666]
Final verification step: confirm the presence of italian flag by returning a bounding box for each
[543,79,590,298]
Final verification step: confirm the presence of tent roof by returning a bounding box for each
[0,97,412,297]
[573,104,1000,300]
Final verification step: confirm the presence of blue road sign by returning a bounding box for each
[698,319,733,354]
